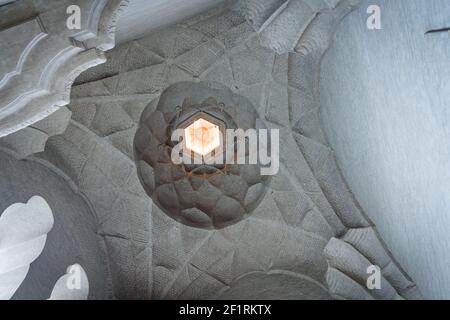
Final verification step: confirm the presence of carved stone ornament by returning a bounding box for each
[135,82,271,229]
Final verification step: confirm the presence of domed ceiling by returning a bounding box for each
[0,0,427,300]
[135,82,270,229]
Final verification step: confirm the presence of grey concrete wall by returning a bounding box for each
[320,0,450,299]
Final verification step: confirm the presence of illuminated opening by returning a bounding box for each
[184,118,221,156]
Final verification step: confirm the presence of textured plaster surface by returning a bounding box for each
[320,0,450,299]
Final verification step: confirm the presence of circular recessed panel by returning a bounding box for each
[134,82,270,229]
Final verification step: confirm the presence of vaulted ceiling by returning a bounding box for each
[1,0,447,301]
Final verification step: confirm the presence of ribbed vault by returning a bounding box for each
[0,0,421,300]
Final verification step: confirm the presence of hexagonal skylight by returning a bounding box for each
[184,118,221,156]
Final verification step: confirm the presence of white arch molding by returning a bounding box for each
[0,0,130,138]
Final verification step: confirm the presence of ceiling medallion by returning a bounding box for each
[134,82,270,229]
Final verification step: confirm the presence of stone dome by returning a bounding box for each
[134,82,270,229]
